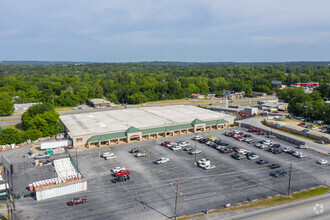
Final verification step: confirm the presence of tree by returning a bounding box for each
[0,128,26,145]
[0,99,14,116]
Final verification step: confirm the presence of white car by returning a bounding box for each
[311,126,318,130]
[318,159,328,165]
[105,154,116,160]
[297,153,307,158]
[193,136,203,140]
[178,141,190,147]
[155,158,170,164]
[238,149,248,154]
[282,147,291,152]
[171,145,182,151]
[190,149,202,155]
[102,152,112,158]
[248,155,259,160]
[203,164,216,170]
[167,143,177,148]
[206,141,213,146]
[112,167,125,173]
[198,158,210,164]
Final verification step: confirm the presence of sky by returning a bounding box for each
[1,0,330,62]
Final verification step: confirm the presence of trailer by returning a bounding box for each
[40,140,72,150]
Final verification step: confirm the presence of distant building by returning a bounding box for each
[88,99,113,108]
[207,94,216,99]
[290,82,320,88]
[271,81,282,86]
[190,93,205,99]
[252,91,267,97]
[14,103,41,111]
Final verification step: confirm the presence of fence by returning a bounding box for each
[64,148,84,179]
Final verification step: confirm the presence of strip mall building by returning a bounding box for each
[60,105,235,148]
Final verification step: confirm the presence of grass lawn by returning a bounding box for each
[261,121,318,142]
[178,186,329,220]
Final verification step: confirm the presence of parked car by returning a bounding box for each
[268,164,281,169]
[67,198,88,206]
[112,175,130,183]
[171,146,182,151]
[162,141,171,146]
[282,147,292,152]
[183,147,194,151]
[315,140,325,144]
[219,147,233,153]
[259,132,267,135]
[233,147,242,152]
[193,136,203,140]
[105,154,117,160]
[231,153,246,160]
[303,129,309,133]
[155,158,170,164]
[256,160,269,165]
[244,134,252,138]
[203,164,216,170]
[178,141,189,147]
[318,159,328,165]
[298,123,306,126]
[34,153,50,159]
[248,155,259,160]
[136,152,147,157]
[23,152,35,159]
[198,158,210,165]
[189,149,202,155]
[114,169,130,177]
[270,170,287,178]
[112,167,125,173]
[40,159,53,166]
[248,129,259,132]
[130,149,139,154]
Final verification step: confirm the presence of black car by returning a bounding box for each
[287,150,296,155]
[198,138,207,143]
[112,175,130,183]
[219,147,233,154]
[130,149,139,154]
[272,149,283,154]
[244,134,252,138]
[268,164,281,169]
[256,160,269,165]
[231,153,246,160]
[270,170,287,178]
[245,152,256,157]
[210,143,218,148]
[271,143,281,148]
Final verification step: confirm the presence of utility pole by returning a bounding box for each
[174,180,179,220]
[288,163,292,196]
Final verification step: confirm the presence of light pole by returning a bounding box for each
[288,163,292,196]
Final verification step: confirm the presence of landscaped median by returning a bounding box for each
[178,185,329,220]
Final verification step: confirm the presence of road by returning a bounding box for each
[241,117,330,155]
[194,192,330,220]
[0,96,277,126]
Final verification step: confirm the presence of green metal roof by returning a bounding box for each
[125,126,140,134]
[87,132,126,143]
[191,118,204,126]
[87,118,229,143]
[205,119,229,126]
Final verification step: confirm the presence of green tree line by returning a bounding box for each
[0,62,329,106]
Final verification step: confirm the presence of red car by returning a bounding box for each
[233,147,242,152]
[248,129,259,132]
[115,170,130,177]
[67,145,73,149]
[162,141,171,146]
[259,132,266,135]
[298,123,305,126]
[235,136,243,140]
[67,198,88,206]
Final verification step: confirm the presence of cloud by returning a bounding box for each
[0,0,330,61]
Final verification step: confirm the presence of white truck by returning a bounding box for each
[40,140,72,150]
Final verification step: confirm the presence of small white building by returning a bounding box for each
[14,103,41,111]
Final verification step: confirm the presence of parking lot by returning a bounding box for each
[13,127,330,220]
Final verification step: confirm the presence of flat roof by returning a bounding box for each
[60,105,232,137]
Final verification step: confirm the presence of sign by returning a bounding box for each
[1,156,13,174]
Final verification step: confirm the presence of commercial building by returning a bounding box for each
[14,102,40,111]
[60,105,235,147]
[87,99,113,108]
